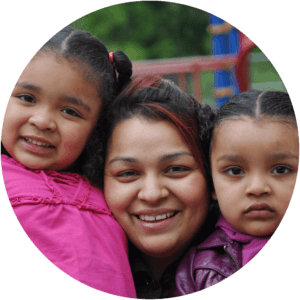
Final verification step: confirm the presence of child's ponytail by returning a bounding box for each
[111,50,133,94]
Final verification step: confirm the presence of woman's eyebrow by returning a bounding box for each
[159,151,193,162]
[109,156,139,165]
[109,151,193,165]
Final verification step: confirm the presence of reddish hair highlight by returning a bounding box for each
[143,102,205,175]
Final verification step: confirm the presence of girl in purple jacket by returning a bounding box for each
[174,90,298,295]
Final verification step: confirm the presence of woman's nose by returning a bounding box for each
[245,173,271,197]
[138,175,169,203]
[29,108,56,131]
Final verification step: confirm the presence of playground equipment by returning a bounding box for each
[132,14,256,107]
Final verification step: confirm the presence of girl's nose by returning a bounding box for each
[29,108,56,131]
[245,173,271,197]
[138,175,169,203]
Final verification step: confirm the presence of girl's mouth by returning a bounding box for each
[20,136,56,156]
[22,137,54,148]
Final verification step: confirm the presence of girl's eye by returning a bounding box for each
[18,94,35,103]
[61,108,82,118]
[272,165,292,175]
[224,167,244,176]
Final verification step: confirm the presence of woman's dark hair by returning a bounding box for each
[85,74,215,196]
[34,26,133,175]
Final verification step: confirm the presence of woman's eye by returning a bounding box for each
[166,166,189,174]
[224,167,244,176]
[272,165,292,175]
[62,108,82,118]
[116,170,138,178]
[165,166,190,178]
[18,94,35,103]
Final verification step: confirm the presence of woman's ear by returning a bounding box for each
[212,191,218,201]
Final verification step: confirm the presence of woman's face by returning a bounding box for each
[104,117,209,260]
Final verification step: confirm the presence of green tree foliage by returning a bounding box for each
[69,2,211,60]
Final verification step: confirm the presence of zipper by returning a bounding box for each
[224,245,239,271]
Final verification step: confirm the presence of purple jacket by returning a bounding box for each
[173,228,242,296]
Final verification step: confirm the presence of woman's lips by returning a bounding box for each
[136,211,178,222]
[133,209,180,231]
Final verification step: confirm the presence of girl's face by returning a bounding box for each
[104,117,209,259]
[211,117,299,236]
[2,54,101,171]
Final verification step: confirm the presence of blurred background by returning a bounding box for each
[69,1,286,108]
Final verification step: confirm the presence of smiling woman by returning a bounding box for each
[88,75,217,298]
[104,117,209,263]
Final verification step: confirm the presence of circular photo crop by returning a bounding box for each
[1,1,299,300]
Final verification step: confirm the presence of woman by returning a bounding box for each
[86,75,218,298]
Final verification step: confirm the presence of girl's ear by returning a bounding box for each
[212,191,218,201]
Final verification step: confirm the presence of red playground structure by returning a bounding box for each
[132,14,256,107]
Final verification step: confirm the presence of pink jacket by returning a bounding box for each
[2,155,136,298]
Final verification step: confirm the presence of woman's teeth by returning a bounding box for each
[138,212,177,222]
[23,137,53,148]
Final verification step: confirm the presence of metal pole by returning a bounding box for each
[210,14,239,107]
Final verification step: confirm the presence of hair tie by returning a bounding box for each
[109,52,114,63]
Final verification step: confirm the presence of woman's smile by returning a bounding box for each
[134,211,181,234]
[104,117,209,259]
[136,211,178,222]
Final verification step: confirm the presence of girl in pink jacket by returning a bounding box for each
[1,26,136,298]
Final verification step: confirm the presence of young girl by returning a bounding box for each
[174,90,299,295]
[93,75,218,298]
[1,26,136,297]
